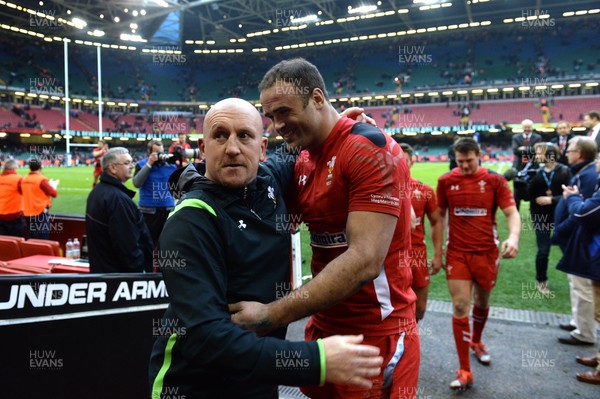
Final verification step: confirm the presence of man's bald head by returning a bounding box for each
[204,98,263,134]
[200,98,267,188]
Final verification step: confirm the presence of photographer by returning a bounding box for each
[512,119,542,210]
[133,140,177,247]
[527,143,571,294]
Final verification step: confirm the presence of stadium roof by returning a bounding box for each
[1,0,598,51]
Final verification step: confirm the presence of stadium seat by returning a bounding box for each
[19,241,55,257]
[0,238,22,261]
[0,235,25,242]
[27,239,62,256]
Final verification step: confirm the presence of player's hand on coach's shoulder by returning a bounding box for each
[340,107,377,127]
[322,335,383,388]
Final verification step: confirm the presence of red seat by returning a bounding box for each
[0,238,22,261]
[27,239,62,256]
[0,235,25,242]
[0,266,23,274]
[19,241,55,257]
[5,264,51,274]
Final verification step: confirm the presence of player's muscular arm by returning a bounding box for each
[500,205,520,258]
[230,211,397,334]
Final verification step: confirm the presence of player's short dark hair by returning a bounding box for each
[29,158,42,171]
[587,111,600,121]
[399,143,413,158]
[453,137,480,155]
[259,58,329,107]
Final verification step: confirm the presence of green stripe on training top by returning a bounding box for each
[168,198,217,219]
[151,333,178,399]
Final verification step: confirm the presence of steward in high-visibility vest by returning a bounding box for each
[22,158,58,239]
[0,159,24,237]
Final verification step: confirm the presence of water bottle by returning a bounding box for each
[81,235,88,260]
[66,239,73,259]
[73,238,81,260]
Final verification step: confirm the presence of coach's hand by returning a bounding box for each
[500,238,518,258]
[322,335,383,388]
[229,301,274,335]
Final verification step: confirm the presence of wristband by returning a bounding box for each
[316,338,326,386]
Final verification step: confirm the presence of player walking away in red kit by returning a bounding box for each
[230,58,418,399]
[399,143,443,321]
[437,137,520,390]
[92,139,108,187]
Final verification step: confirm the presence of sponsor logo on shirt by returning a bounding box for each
[310,231,348,248]
[451,185,460,190]
[370,193,400,206]
[454,208,487,216]
[298,175,307,186]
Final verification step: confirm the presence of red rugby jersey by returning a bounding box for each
[288,117,415,335]
[436,167,515,252]
[408,177,437,250]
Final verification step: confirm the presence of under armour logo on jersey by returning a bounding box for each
[298,175,307,186]
[478,180,487,192]
[238,220,247,230]
[451,185,460,191]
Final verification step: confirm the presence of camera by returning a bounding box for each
[514,162,537,187]
[156,148,201,164]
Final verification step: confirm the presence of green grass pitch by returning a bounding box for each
[26,162,570,314]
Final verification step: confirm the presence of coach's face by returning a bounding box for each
[456,150,480,175]
[557,123,570,136]
[261,82,324,151]
[200,99,267,188]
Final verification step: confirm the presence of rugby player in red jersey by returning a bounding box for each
[230,58,418,398]
[437,137,520,390]
[399,143,443,322]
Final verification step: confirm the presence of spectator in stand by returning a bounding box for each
[92,140,108,187]
[22,158,59,239]
[550,121,575,165]
[527,143,571,294]
[86,148,152,273]
[0,159,24,237]
[512,119,543,210]
[132,140,177,248]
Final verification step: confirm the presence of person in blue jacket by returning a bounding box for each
[148,98,383,399]
[557,182,600,384]
[552,136,598,345]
